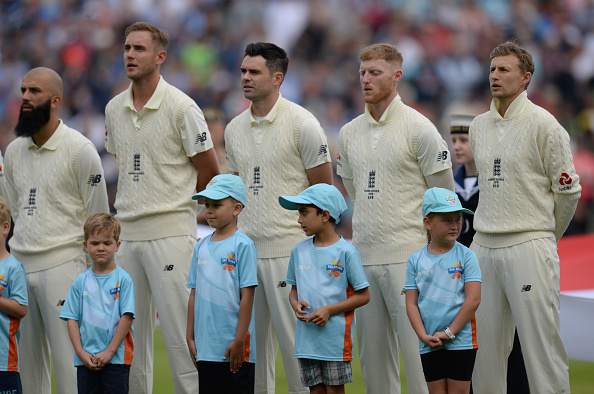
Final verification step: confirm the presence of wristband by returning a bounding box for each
[444,327,455,340]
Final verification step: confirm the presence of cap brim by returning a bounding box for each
[192,190,231,201]
[279,195,311,211]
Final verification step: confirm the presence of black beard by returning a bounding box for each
[15,99,52,138]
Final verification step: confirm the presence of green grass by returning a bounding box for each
[53,326,594,393]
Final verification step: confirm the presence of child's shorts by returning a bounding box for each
[0,371,23,394]
[421,348,477,382]
[298,358,353,387]
[77,364,130,394]
[196,361,254,394]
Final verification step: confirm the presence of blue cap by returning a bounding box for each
[422,187,474,217]
[192,174,247,207]
[279,183,347,224]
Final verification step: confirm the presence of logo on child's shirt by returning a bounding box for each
[221,253,237,271]
[326,259,344,277]
[0,274,7,291]
[448,262,464,279]
[110,282,121,300]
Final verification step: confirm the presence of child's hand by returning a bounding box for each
[79,351,101,371]
[187,338,198,370]
[434,330,451,344]
[223,339,245,373]
[306,306,331,327]
[94,349,115,368]
[421,334,443,349]
[292,300,310,322]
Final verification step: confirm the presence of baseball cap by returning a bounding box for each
[449,114,476,134]
[278,183,347,224]
[192,174,247,207]
[422,187,474,217]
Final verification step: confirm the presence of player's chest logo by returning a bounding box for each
[326,259,344,277]
[0,274,7,291]
[448,261,464,279]
[249,166,263,196]
[221,253,237,271]
[365,170,379,200]
[487,158,504,188]
[24,187,38,216]
[128,153,145,182]
[110,282,121,300]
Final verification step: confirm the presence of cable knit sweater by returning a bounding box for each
[469,91,581,247]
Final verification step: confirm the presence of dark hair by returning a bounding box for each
[244,42,289,76]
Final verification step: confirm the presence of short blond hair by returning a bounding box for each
[360,43,403,68]
[0,197,10,224]
[125,21,168,52]
[84,213,121,241]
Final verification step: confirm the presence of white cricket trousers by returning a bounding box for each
[471,237,570,394]
[20,255,86,394]
[356,264,428,394]
[118,236,198,394]
[254,257,308,394]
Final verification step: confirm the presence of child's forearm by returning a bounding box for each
[446,281,481,336]
[0,296,27,319]
[66,319,85,355]
[105,314,133,355]
[405,290,429,339]
[324,287,370,316]
[187,289,196,342]
[235,286,255,342]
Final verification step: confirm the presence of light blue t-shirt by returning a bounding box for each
[60,266,135,366]
[0,255,28,372]
[405,242,481,354]
[286,237,369,362]
[187,229,258,363]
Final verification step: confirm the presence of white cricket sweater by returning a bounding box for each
[470,91,581,247]
[337,97,452,264]
[105,78,212,241]
[225,97,328,258]
[3,121,109,272]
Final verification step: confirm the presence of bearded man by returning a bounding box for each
[2,67,109,394]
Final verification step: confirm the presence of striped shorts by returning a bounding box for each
[298,358,353,387]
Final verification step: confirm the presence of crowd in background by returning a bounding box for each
[1,0,593,237]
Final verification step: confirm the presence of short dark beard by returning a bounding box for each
[15,99,52,138]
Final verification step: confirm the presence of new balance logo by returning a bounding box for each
[277,281,287,288]
[195,132,207,145]
[163,265,174,271]
[87,174,102,186]
[521,285,532,292]
[437,151,448,162]
[318,145,328,156]
[57,300,65,306]
[401,287,406,295]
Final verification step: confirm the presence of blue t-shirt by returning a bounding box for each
[60,266,135,366]
[286,237,369,362]
[187,229,258,363]
[405,242,481,354]
[0,255,28,372]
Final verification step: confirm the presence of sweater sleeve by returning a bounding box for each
[77,143,110,215]
[538,119,581,241]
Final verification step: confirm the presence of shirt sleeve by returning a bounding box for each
[224,124,238,174]
[7,264,28,306]
[119,272,135,318]
[187,243,200,289]
[238,240,258,289]
[104,103,115,155]
[462,248,481,283]
[2,147,19,221]
[285,247,297,286]
[0,152,5,203]
[77,143,110,215]
[345,248,368,291]
[180,104,214,157]
[299,117,331,170]
[404,256,419,290]
[60,277,82,321]
[417,122,452,176]
[336,128,353,179]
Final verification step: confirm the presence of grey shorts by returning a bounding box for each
[298,358,353,387]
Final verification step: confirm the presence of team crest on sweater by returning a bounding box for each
[221,253,237,271]
[326,259,344,277]
[448,262,464,279]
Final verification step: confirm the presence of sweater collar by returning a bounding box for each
[364,94,402,125]
[27,119,66,151]
[124,75,166,113]
[490,90,528,120]
[249,93,282,125]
